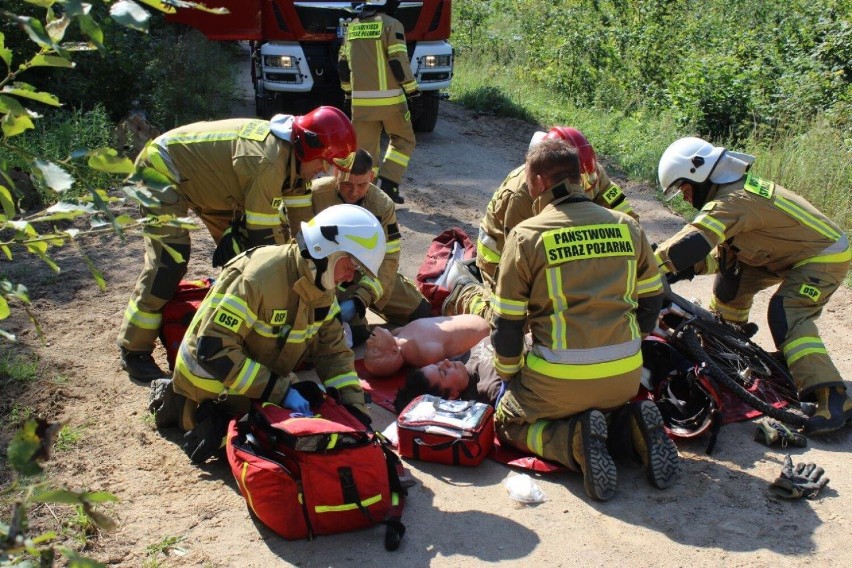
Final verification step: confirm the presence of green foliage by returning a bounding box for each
[0,350,38,384]
[54,424,83,452]
[144,535,187,568]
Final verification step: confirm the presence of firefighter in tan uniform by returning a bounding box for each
[491,139,677,501]
[338,0,418,204]
[444,127,636,319]
[654,137,852,436]
[173,205,384,461]
[298,149,431,345]
[117,107,357,382]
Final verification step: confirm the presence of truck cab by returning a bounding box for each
[167,1,454,132]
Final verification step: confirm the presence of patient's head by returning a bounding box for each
[393,359,470,413]
[364,326,404,376]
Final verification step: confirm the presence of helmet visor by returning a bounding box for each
[662,180,684,201]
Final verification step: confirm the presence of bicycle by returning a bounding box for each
[652,283,810,428]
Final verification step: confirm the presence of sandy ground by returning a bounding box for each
[2,51,851,567]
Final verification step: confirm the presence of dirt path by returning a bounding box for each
[3,78,851,565]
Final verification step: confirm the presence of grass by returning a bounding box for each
[63,505,100,549]
[144,535,187,568]
[54,424,83,452]
[0,351,39,384]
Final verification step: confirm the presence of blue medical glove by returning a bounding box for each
[283,388,313,416]
[339,299,357,322]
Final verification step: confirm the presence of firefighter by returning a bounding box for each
[294,148,431,345]
[492,139,677,501]
[654,137,852,436]
[117,107,357,382]
[173,204,383,447]
[477,126,636,290]
[338,0,419,204]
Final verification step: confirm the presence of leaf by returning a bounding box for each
[2,83,62,107]
[1,245,11,260]
[0,327,16,341]
[7,419,63,476]
[136,0,177,14]
[0,31,12,68]
[0,183,14,218]
[33,489,85,505]
[121,185,161,208]
[110,0,151,33]
[114,214,136,226]
[159,241,187,263]
[88,147,135,174]
[0,295,9,319]
[70,240,107,291]
[83,506,117,531]
[26,53,74,68]
[45,12,72,43]
[32,159,75,193]
[77,14,104,50]
[16,16,59,51]
[81,491,119,504]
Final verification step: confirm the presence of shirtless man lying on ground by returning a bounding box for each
[363,314,489,377]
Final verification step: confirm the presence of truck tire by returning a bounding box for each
[255,94,275,119]
[412,91,439,133]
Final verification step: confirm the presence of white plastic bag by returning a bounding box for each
[503,473,546,504]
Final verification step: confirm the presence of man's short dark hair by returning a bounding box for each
[393,368,446,413]
[350,148,374,176]
[526,138,580,187]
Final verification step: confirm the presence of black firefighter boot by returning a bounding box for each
[378,176,405,205]
[120,348,167,382]
[628,400,680,489]
[568,409,617,501]
[805,386,852,435]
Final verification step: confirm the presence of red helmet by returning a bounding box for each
[292,106,357,171]
[545,126,598,190]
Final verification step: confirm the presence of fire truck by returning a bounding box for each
[167,1,454,132]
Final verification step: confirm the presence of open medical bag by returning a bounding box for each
[397,395,494,466]
[225,390,406,550]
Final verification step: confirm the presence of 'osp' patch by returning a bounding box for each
[271,309,288,325]
[799,284,821,303]
[214,308,243,333]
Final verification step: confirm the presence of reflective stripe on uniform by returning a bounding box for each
[774,196,842,241]
[533,338,641,366]
[229,357,263,395]
[526,419,551,456]
[386,237,401,255]
[176,345,226,396]
[245,209,281,227]
[494,356,522,376]
[283,194,313,208]
[793,234,851,268]
[622,259,640,339]
[359,274,384,299]
[384,147,410,167]
[707,297,750,322]
[476,239,501,265]
[492,295,527,318]
[323,371,360,391]
[526,350,642,380]
[351,94,407,106]
[693,212,726,241]
[782,336,828,366]
[124,299,162,330]
[636,271,664,296]
[546,266,569,350]
[387,43,407,56]
[352,88,404,98]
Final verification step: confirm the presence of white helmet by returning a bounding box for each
[658,137,755,201]
[300,204,385,279]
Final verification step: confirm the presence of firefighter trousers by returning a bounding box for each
[442,281,493,321]
[352,101,415,186]
[708,259,850,397]
[495,367,640,468]
[347,273,430,328]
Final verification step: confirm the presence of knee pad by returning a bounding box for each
[767,295,789,348]
[712,269,742,304]
[407,299,433,322]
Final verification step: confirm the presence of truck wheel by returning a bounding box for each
[412,92,439,133]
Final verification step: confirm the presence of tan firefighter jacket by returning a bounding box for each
[143,118,308,244]
[655,174,850,276]
[477,163,636,287]
[339,12,418,107]
[303,176,402,310]
[172,244,363,408]
[491,180,663,381]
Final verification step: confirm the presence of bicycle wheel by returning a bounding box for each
[680,322,808,427]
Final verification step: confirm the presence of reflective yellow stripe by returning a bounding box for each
[469,295,488,318]
[387,44,407,56]
[315,493,382,513]
[124,299,162,330]
[783,336,828,366]
[386,239,401,254]
[351,94,407,106]
[323,371,360,391]
[476,240,501,264]
[392,493,399,506]
[636,272,663,295]
[654,251,672,274]
[245,210,281,227]
[176,351,226,395]
[492,295,527,317]
[614,202,634,215]
[526,420,550,456]
[283,194,312,208]
[707,298,750,322]
[376,40,387,90]
[494,356,522,375]
[162,130,239,145]
[240,461,257,514]
[793,247,852,268]
[230,357,262,395]
[546,266,568,350]
[358,274,383,299]
[526,351,642,380]
[623,259,640,340]
[326,433,339,450]
[384,148,410,167]
[693,212,726,241]
[775,196,841,241]
[208,292,276,338]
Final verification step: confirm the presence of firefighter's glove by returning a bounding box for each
[754,417,807,448]
[665,265,696,285]
[338,297,366,323]
[283,387,313,416]
[182,401,229,464]
[769,455,829,499]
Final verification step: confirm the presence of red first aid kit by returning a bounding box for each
[225,393,406,549]
[159,278,213,370]
[397,395,494,466]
